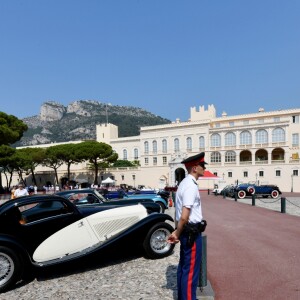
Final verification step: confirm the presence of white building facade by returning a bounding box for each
[96,105,300,192]
[3,104,300,192]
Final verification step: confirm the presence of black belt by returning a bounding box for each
[183,220,207,234]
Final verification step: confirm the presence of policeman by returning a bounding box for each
[168,152,207,300]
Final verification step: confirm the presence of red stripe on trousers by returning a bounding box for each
[187,242,197,300]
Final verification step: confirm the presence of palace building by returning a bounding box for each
[5,104,300,192]
[96,104,300,192]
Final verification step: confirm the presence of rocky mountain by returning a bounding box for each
[15,100,171,146]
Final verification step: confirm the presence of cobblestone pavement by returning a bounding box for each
[1,208,179,300]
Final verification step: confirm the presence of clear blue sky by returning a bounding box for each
[0,0,299,121]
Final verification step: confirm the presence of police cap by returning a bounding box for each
[181,152,208,168]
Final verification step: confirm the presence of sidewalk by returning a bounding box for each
[201,193,300,300]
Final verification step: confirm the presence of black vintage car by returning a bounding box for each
[0,195,175,292]
[56,188,166,213]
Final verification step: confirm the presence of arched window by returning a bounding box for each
[240,131,252,145]
[211,134,221,147]
[256,129,268,144]
[174,138,180,152]
[225,132,236,146]
[162,139,167,153]
[123,149,128,160]
[199,136,205,149]
[186,137,192,151]
[152,140,157,154]
[211,151,221,163]
[272,128,285,142]
[225,151,236,162]
[134,148,139,160]
[144,141,149,154]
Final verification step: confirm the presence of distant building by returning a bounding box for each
[3,104,300,192]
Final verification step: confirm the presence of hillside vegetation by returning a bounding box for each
[14,100,171,146]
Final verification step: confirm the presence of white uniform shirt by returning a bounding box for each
[14,188,29,198]
[175,174,203,224]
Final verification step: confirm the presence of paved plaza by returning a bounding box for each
[1,193,300,299]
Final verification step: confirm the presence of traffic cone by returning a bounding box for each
[168,195,173,207]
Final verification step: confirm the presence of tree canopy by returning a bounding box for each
[0,112,28,146]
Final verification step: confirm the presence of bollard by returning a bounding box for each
[199,234,207,288]
[223,190,226,199]
[207,189,210,195]
[234,191,237,202]
[281,197,286,213]
[252,194,256,206]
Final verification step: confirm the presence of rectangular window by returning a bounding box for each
[274,117,280,122]
[243,171,248,177]
[228,172,232,178]
[259,171,264,177]
[276,170,281,177]
[229,122,234,127]
[145,158,149,165]
[292,115,299,123]
[153,157,157,166]
[293,170,298,176]
[243,120,249,125]
[292,133,299,147]
[213,172,218,176]
[163,156,167,165]
[215,123,220,128]
[258,119,264,124]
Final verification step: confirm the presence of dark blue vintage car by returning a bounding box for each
[58,188,168,213]
[235,183,282,199]
[0,195,174,293]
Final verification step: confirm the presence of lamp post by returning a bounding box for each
[291,174,294,193]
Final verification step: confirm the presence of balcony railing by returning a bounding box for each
[240,161,252,165]
[271,160,285,164]
[255,160,268,164]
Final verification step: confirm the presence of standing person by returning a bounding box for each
[14,183,29,198]
[168,152,207,300]
[10,185,17,199]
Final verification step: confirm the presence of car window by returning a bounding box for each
[17,200,73,224]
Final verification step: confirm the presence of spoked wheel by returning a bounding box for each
[247,186,255,194]
[271,190,279,199]
[143,222,175,259]
[238,190,246,199]
[0,246,23,293]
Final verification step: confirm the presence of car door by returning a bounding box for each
[15,198,80,257]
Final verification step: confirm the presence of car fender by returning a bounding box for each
[0,234,31,263]
[93,213,174,249]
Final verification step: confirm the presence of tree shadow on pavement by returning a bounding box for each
[35,246,143,282]
[165,264,178,299]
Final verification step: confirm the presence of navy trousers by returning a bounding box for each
[177,233,202,300]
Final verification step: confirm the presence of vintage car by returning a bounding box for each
[234,183,282,199]
[58,188,168,213]
[0,195,175,292]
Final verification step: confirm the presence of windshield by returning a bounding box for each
[93,189,108,202]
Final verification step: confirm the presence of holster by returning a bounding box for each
[183,220,207,247]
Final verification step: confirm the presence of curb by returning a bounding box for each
[197,280,215,300]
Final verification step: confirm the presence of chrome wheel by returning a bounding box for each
[149,227,172,254]
[0,251,14,287]
[143,222,175,258]
[0,246,22,293]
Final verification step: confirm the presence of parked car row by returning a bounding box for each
[0,194,175,293]
[214,183,282,199]
[96,189,169,213]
